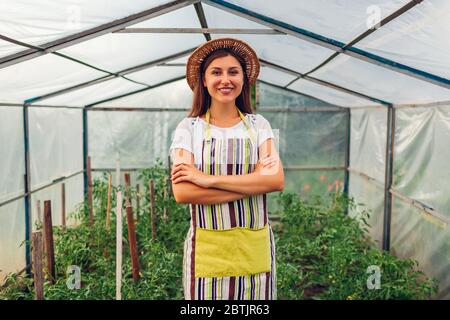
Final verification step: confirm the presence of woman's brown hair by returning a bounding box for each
[188,49,254,118]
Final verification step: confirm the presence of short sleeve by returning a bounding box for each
[169,117,194,155]
[255,114,275,147]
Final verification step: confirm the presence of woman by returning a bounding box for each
[169,38,284,300]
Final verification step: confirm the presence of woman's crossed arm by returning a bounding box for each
[171,138,284,202]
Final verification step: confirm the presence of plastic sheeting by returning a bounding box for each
[0,107,25,282]
[267,111,346,211]
[203,2,271,30]
[357,0,450,80]
[0,200,26,283]
[348,104,450,298]
[0,40,22,58]
[204,1,337,75]
[210,33,335,76]
[0,53,105,104]
[258,66,297,88]
[42,78,146,107]
[125,66,186,86]
[394,105,450,217]
[260,110,347,168]
[391,197,449,299]
[223,0,410,43]
[94,78,192,109]
[29,108,83,189]
[348,172,384,250]
[59,32,204,74]
[258,81,331,108]
[28,107,84,233]
[131,3,200,28]
[0,107,24,202]
[1,1,448,108]
[88,110,186,169]
[0,0,173,49]
[257,84,347,211]
[348,108,387,250]
[350,108,387,182]
[288,79,379,108]
[311,55,450,105]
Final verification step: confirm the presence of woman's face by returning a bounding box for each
[203,54,244,105]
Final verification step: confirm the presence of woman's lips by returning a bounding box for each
[218,87,233,94]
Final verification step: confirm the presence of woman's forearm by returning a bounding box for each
[172,181,247,205]
[207,139,284,196]
[209,169,284,196]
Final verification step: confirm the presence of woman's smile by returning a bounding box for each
[217,87,234,94]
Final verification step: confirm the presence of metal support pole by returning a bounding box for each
[255,81,260,112]
[194,3,211,41]
[382,106,395,251]
[251,82,257,112]
[22,105,32,275]
[343,108,351,214]
[82,109,88,197]
[114,27,283,34]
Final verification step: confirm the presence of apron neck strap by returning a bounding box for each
[205,107,256,143]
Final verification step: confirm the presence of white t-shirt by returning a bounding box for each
[169,113,275,164]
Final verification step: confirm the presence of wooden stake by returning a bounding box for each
[166,176,170,198]
[115,152,121,187]
[87,156,94,225]
[167,154,171,176]
[36,200,42,227]
[106,174,112,231]
[149,179,156,241]
[32,231,44,300]
[167,155,173,197]
[43,200,55,285]
[61,183,66,229]
[136,184,140,221]
[124,173,140,282]
[163,184,167,223]
[37,200,47,267]
[115,191,123,300]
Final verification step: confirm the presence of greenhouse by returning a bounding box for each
[0,0,449,300]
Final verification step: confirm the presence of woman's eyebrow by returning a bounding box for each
[210,66,240,70]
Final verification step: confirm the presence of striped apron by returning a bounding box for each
[182,108,277,300]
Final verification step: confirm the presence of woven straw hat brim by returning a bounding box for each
[186,37,260,91]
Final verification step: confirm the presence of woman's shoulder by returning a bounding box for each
[176,116,200,129]
[245,113,270,127]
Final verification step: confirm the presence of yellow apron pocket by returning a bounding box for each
[194,224,271,278]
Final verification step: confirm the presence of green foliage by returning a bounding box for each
[274,192,439,300]
[1,159,189,300]
[0,161,438,300]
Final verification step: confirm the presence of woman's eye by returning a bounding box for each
[210,69,239,76]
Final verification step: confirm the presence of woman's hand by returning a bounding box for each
[255,154,279,174]
[171,163,213,188]
[258,154,278,168]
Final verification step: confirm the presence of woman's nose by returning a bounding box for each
[220,75,230,84]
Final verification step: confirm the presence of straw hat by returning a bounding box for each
[186,37,260,91]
